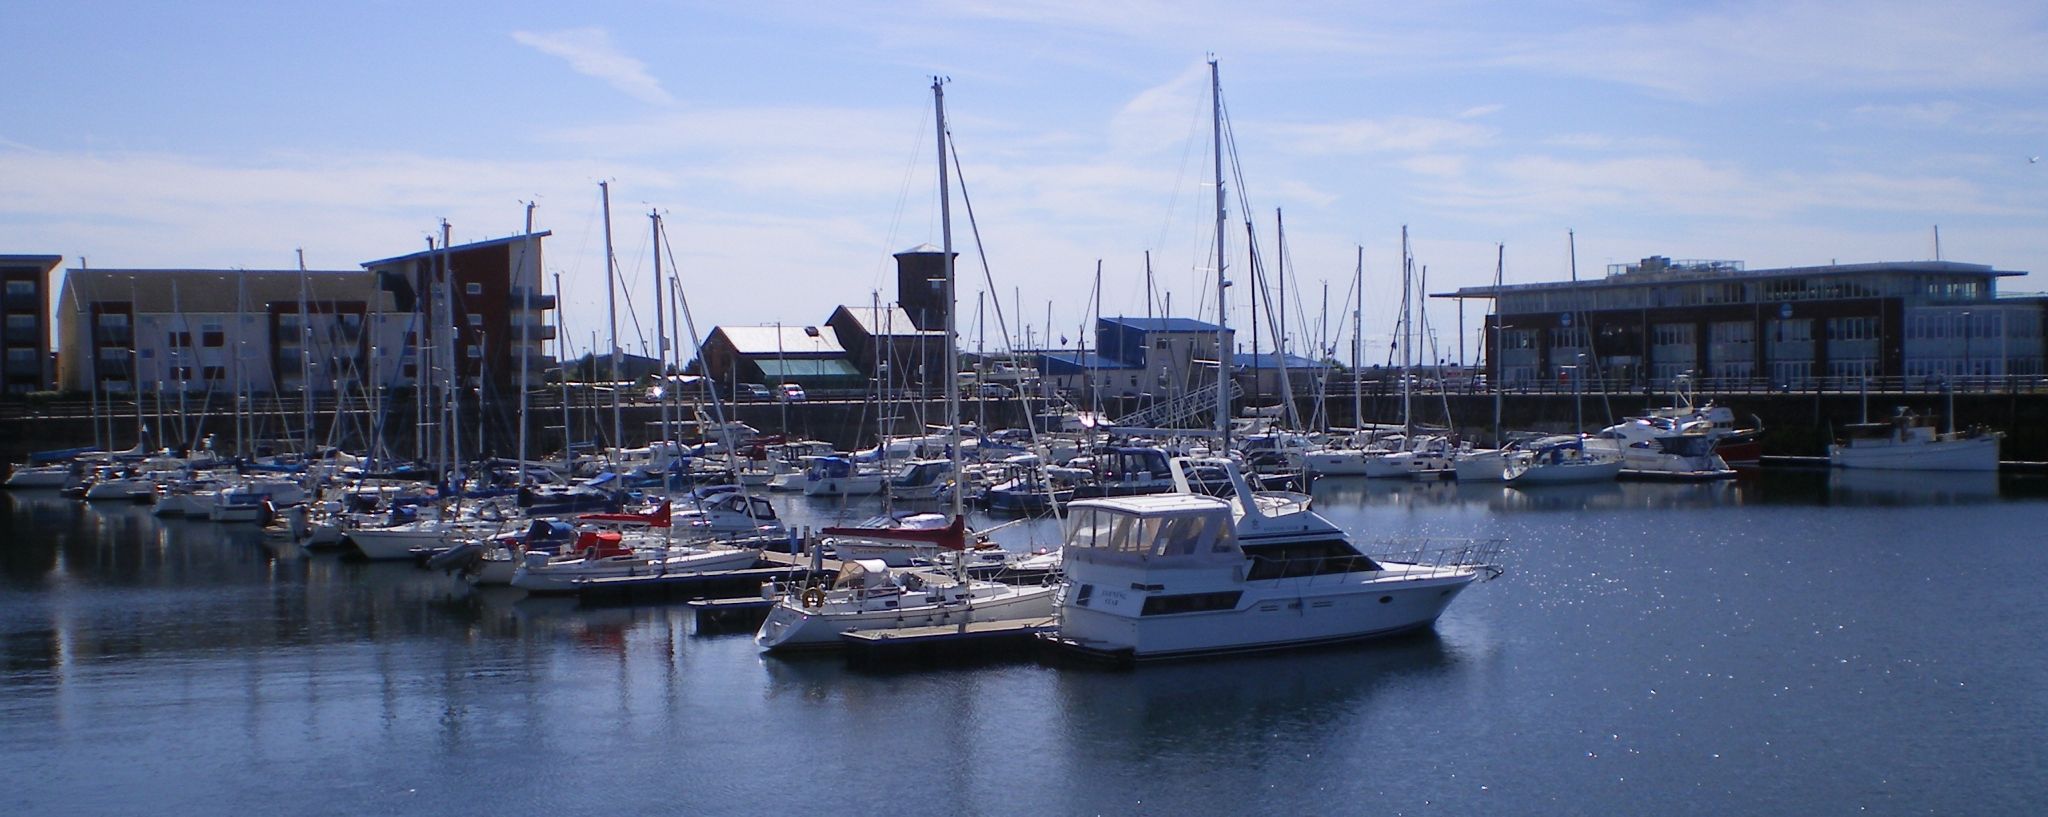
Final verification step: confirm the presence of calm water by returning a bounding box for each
[4,471,2046,816]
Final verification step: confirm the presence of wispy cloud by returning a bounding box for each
[511,27,673,105]
[1262,116,1495,154]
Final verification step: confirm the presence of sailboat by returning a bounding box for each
[754,78,1055,651]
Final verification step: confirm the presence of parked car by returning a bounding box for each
[975,382,1014,398]
[779,383,807,402]
[739,383,773,400]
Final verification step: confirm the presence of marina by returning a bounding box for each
[8,5,2048,814]
[5,470,2046,814]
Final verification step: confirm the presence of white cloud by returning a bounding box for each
[1493,1,2048,100]
[511,27,674,105]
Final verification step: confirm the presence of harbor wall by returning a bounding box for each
[2,390,2043,468]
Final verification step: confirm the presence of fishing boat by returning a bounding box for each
[1829,407,2000,471]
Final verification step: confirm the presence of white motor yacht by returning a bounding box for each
[1045,457,1500,661]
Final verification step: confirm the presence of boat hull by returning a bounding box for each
[755,585,1055,650]
[1055,569,1474,660]
[1829,435,2000,472]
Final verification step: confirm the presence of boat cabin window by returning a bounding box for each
[1064,505,1236,563]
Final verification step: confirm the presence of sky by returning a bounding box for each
[4,1,2046,367]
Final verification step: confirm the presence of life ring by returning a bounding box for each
[801,586,827,609]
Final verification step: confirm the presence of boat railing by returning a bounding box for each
[1237,537,1506,588]
[1361,537,1509,581]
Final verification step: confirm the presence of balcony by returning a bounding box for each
[510,289,556,310]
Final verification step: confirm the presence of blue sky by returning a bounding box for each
[4,1,2045,366]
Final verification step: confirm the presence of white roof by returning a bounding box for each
[835,304,942,337]
[714,325,846,356]
[1070,493,1232,516]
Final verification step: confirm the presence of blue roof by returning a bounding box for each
[1099,316,1224,333]
[1232,352,1323,369]
[1041,352,1143,373]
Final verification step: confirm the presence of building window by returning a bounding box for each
[3,280,34,309]
[4,314,35,345]
[167,331,191,347]
[202,323,225,347]
[202,366,225,381]
[466,313,483,326]
[465,282,483,296]
[6,348,37,370]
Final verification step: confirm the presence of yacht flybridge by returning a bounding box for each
[1045,458,1501,660]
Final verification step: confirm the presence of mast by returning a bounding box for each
[555,272,572,464]
[651,210,669,447]
[1210,57,1230,448]
[1352,246,1363,433]
[934,75,964,525]
[1491,243,1505,446]
[441,219,461,477]
[517,201,534,486]
[297,249,312,456]
[1400,226,1412,438]
[600,181,623,460]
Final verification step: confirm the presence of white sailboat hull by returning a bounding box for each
[755,584,1055,650]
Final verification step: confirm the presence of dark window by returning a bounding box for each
[1140,591,1242,616]
[168,331,191,347]
[202,330,225,348]
[202,366,225,381]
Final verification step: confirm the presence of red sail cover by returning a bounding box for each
[821,514,967,551]
[577,500,672,528]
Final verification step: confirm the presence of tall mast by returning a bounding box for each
[1400,226,1412,438]
[600,181,623,459]
[934,75,963,523]
[442,219,461,476]
[1491,243,1505,446]
[1352,246,1363,433]
[1210,57,1230,448]
[517,201,535,486]
[555,271,572,462]
[297,249,312,456]
[651,210,669,447]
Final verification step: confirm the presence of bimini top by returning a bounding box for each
[1063,495,1241,567]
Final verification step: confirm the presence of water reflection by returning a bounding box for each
[1827,468,2002,506]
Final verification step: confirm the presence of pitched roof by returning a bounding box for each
[712,324,846,356]
[832,304,943,337]
[1041,352,1143,372]
[360,231,553,268]
[1232,352,1324,369]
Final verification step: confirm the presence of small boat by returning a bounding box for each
[1451,448,1510,482]
[1829,407,2000,472]
[1503,437,1622,486]
[800,456,884,497]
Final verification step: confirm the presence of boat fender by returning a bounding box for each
[801,586,826,609]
